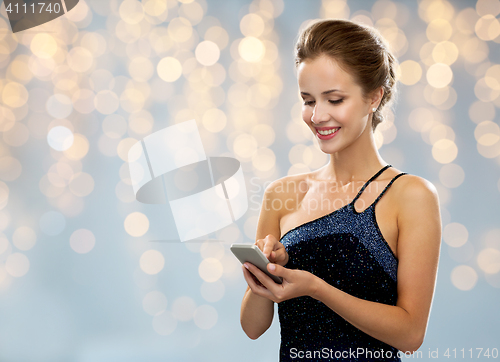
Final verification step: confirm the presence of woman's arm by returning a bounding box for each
[240,179,285,339]
[244,176,441,353]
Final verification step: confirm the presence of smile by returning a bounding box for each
[317,127,340,135]
[315,127,340,140]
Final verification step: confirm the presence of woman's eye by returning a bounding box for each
[303,99,343,106]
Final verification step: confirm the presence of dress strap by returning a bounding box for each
[352,164,392,204]
[372,172,408,207]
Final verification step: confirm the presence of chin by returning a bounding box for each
[316,143,341,155]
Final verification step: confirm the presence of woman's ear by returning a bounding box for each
[370,87,384,109]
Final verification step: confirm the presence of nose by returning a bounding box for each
[311,102,329,124]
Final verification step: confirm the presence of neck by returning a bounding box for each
[318,122,386,185]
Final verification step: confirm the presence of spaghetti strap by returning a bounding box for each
[372,172,408,207]
[352,164,392,204]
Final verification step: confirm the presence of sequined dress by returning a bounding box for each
[278,164,407,362]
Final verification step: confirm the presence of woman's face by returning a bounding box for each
[297,54,378,154]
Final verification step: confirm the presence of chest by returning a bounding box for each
[279,186,399,258]
[280,209,399,287]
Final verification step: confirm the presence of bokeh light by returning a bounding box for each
[47,126,74,151]
[0,181,8,210]
[69,172,95,197]
[119,0,145,25]
[451,265,478,291]
[152,310,177,336]
[63,134,89,160]
[142,290,168,316]
[193,304,218,329]
[12,226,37,251]
[195,41,220,66]
[70,229,96,254]
[443,222,468,247]
[475,14,500,41]
[30,34,58,59]
[240,14,265,37]
[5,253,30,277]
[426,63,453,88]
[167,17,194,43]
[398,60,422,85]
[198,257,223,282]
[2,82,29,108]
[172,296,197,321]
[477,248,500,274]
[0,233,10,255]
[432,139,458,163]
[140,250,164,275]
[67,47,94,73]
[157,57,182,82]
[94,90,120,114]
[238,37,265,62]
[438,163,465,188]
[124,212,150,237]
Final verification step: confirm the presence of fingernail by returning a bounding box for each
[268,263,276,271]
[244,263,249,269]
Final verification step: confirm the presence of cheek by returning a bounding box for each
[337,103,362,122]
[302,108,312,121]
[336,106,350,120]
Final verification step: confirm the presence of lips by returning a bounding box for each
[316,126,341,136]
[315,126,341,131]
[315,126,341,140]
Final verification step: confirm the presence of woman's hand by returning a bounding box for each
[242,261,318,303]
[255,234,289,266]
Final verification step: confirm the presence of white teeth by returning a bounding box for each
[317,127,340,135]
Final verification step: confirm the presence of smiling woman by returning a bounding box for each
[239,19,441,362]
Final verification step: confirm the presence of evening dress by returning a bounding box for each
[278,164,407,361]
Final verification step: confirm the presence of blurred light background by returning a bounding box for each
[0,0,499,361]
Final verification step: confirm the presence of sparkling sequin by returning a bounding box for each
[278,165,408,362]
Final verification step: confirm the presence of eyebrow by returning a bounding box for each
[300,89,343,96]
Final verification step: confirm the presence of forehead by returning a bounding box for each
[297,55,359,93]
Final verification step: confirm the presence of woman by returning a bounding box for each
[239,19,441,362]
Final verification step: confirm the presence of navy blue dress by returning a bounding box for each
[278,164,407,361]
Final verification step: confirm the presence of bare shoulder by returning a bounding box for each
[263,172,311,217]
[255,173,310,241]
[391,174,441,230]
[392,174,439,205]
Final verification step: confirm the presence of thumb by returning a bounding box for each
[267,262,288,277]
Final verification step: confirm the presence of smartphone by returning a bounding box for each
[230,243,283,284]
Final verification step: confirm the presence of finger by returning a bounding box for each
[242,265,269,295]
[246,266,264,287]
[245,262,280,292]
[267,263,290,281]
[269,250,275,261]
[242,266,260,292]
[262,239,275,259]
[244,267,273,297]
[269,249,285,264]
[255,239,264,252]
